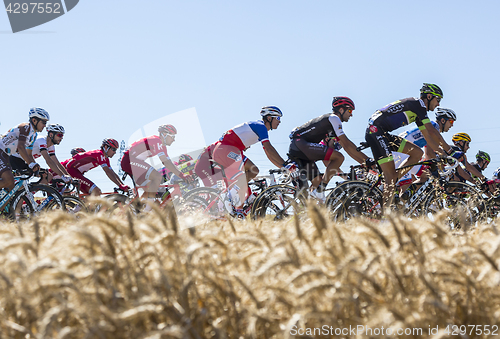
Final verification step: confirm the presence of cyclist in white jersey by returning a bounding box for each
[0,108,49,192]
[395,107,456,189]
[11,124,71,184]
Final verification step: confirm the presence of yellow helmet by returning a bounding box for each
[452,132,471,143]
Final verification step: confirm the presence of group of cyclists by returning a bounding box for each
[0,82,496,215]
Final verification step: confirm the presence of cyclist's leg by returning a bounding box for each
[194,142,222,187]
[366,128,399,206]
[128,158,159,199]
[397,138,423,177]
[0,151,15,190]
[293,138,341,189]
[67,167,100,196]
[212,143,247,208]
[244,157,259,182]
[324,150,344,185]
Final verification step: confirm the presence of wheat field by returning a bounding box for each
[0,204,499,338]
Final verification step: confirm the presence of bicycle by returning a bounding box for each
[328,155,464,223]
[100,171,199,214]
[50,178,88,214]
[179,161,290,220]
[0,169,65,221]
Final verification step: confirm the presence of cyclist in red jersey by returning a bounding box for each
[65,139,129,196]
[121,124,192,200]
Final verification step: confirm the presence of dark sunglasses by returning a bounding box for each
[56,133,64,138]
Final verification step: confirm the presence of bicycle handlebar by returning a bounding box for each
[356,142,370,152]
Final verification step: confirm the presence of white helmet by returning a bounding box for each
[29,107,50,121]
[260,106,283,117]
[435,107,456,121]
[46,124,65,134]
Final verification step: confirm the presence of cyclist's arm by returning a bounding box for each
[337,134,368,164]
[40,150,64,176]
[51,154,70,176]
[456,165,474,183]
[421,122,453,154]
[159,154,183,177]
[17,139,36,165]
[102,166,124,187]
[262,141,286,168]
[464,159,486,181]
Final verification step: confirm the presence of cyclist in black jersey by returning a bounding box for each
[472,150,490,174]
[365,83,461,207]
[288,96,371,200]
[450,133,487,183]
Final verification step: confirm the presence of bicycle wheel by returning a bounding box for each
[27,184,65,212]
[251,184,306,220]
[62,196,88,214]
[328,181,383,221]
[178,187,223,218]
[9,189,36,221]
[423,181,487,228]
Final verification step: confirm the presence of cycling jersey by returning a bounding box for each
[290,114,344,143]
[65,149,111,174]
[125,135,167,161]
[0,123,37,155]
[12,137,55,160]
[399,121,440,148]
[219,121,269,151]
[368,98,431,132]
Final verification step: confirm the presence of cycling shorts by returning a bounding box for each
[0,150,11,176]
[66,167,97,194]
[365,127,406,165]
[194,142,223,187]
[288,138,334,162]
[212,142,247,186]
[9,155,29,172]
[121,152,157,186]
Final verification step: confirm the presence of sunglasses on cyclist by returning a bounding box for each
[447,119,454,125]
[434,96,442,103]
[56,133,64,138]
[109,147,117,152]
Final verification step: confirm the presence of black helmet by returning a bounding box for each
[420,83,443,98]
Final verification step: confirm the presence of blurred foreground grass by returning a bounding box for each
[0,205,499,338]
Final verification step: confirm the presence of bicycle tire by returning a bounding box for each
[251,184,306,220]
[27,184,65,212]
[62,196,88,214]
[423,181,487,228]
[179,187,223,217]
[328,181,383,221]
[9,188,36,221]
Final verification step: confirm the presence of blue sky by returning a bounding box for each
[1,1,500,191]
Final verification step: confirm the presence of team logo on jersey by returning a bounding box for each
[369,125,378,133]
[227,151,242,162]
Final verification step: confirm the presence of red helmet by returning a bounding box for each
[71,147,86,156]
[332,96,355,110]
[158,124,177,135]
[102,138,119,149]
[178,154,193,164]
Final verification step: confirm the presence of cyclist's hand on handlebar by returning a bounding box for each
[62,175,72,183]
[28,162,40,172]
